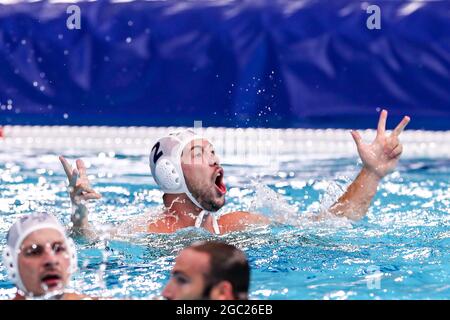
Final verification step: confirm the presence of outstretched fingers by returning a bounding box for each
[69,168,79,187]
[377,109,388,137]
[392,116,410,137]
[351,130,363,148]
[59,156,73,180]
[76,159,87,177]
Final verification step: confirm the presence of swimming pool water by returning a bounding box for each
[0,148,449,299]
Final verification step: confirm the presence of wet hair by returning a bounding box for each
[189,241,250,300]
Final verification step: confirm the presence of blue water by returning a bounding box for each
[0,149,449,299]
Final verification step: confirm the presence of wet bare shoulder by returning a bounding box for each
[147,215,178,233]
[218,211,269,233]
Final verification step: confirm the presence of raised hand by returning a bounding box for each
[59,156,101,206]
[351,109,410,179]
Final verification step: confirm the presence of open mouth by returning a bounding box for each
[41,274,62,289]
[214,168,227,195]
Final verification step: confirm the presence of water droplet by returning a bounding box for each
[64,50,69,55]
[7,99,12,105]
[128,20,133,26]
[33,81,38,87]
[58,34,63,40]
[63,113,69,119]
[126,37,132,43]
[21,39,26,45]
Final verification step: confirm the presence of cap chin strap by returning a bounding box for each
[152,131,221,235]
[162,166,220,235]
[169,135,220,235]
[194,210,220,235]
[183,187,206,212]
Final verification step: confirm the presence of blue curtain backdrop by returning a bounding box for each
[0,0,449,129]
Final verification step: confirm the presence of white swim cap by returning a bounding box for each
[2,213,77,295]
[149,129,208,210]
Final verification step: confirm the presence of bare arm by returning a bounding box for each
[60,156,102,238]
[327,167,381,220]
[326,110,410,221]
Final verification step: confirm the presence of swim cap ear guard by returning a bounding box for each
[149,130,207,210]
[2,213,78,295]
[154,158,182,191]
[2,247,19,289]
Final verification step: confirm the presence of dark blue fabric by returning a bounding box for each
[0,0,449,129]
